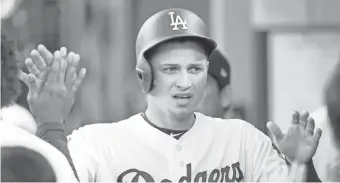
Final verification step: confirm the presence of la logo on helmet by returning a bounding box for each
[169,12,188,31]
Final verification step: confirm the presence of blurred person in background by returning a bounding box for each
[1,3,76,181]
[1,30,74,183]
[310,61,340,182]
[196,48,243,119]
[1,0,37,134]
[1,32,37,134]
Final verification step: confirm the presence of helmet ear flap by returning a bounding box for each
[135,58,153,94]
[136,71,143,81]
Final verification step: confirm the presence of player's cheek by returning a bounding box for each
[192,73,207,91]
[191,75,206,104]
[154,74,175,94]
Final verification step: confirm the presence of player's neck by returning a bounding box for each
[145,106,195,130]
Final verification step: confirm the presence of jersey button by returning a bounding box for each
[176,145,182,151]
[180,161,185,166]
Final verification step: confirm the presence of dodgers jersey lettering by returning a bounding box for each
[66,112,303,182]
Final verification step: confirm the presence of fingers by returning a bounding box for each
[292,111,300,125]
[31,49,46,70]
[18,70,38,92]
[65,52,78,88]
[60,47,67,59]
[312,128,322,142]
[299,111,309,128]
[67,52,76,66]
[59,52,68,84]
[46,51,61,85]
[19,71,39,100]
[71,68,87,93]
[27,73,38,92]
[64,52,86,93]
[37,44,53,65]
[27,74,39,102]
[306,117,315,135]
[25,58,40,76]
[267,121,284,142]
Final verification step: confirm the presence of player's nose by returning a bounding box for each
[176,72,192,90]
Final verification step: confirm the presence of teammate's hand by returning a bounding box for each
[18,45,69,91]
[267,111,322,163]
[18,45,86,124]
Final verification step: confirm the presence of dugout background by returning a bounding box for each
[3,0,340,135]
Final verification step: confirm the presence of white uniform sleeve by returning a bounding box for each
[67,126,101,182]
[244,122,307,182]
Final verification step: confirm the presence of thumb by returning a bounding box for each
[27,74,38,91]
[26,74,39,102]
[17,69,30,86]
[267,121,284,143]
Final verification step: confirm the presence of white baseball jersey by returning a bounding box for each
[67,112,305,182]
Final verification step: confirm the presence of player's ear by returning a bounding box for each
[220,85,232,108]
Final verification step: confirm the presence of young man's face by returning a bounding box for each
[147,40,208,117]
[196,75,225,118]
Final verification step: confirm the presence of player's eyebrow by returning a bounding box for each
[160,63,180,67]
[189,61,207,66]
[159,59,207,67]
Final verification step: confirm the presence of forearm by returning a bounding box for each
[306,160,322,182]
[36,123,80,182]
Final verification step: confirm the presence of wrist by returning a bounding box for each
[36,118,65,124]
[288,162,307,182]
[285,156,306,165]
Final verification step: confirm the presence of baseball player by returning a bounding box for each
[1,32,37,134]
[123,48,233,118]
[123,48,233,119]
[20,9,322,182]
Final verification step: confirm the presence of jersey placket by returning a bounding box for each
[172,140,188,181]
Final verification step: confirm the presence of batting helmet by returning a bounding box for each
[135,8,217,94]
[208,49,231,90]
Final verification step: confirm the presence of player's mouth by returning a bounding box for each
[172,93,192,105]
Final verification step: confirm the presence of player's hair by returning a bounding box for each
[325,61,340,148]
[144,37,210,61]
[1,146,56,182]
[1,32,22,107]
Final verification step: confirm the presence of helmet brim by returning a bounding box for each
[142,34,217,61]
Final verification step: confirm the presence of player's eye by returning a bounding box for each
[163,67,178,73]
[188,67,203,74]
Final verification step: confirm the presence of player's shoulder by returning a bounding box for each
[68,114,142,139]
[194,112,256,132]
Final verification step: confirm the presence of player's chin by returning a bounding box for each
[170,106,196,117]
